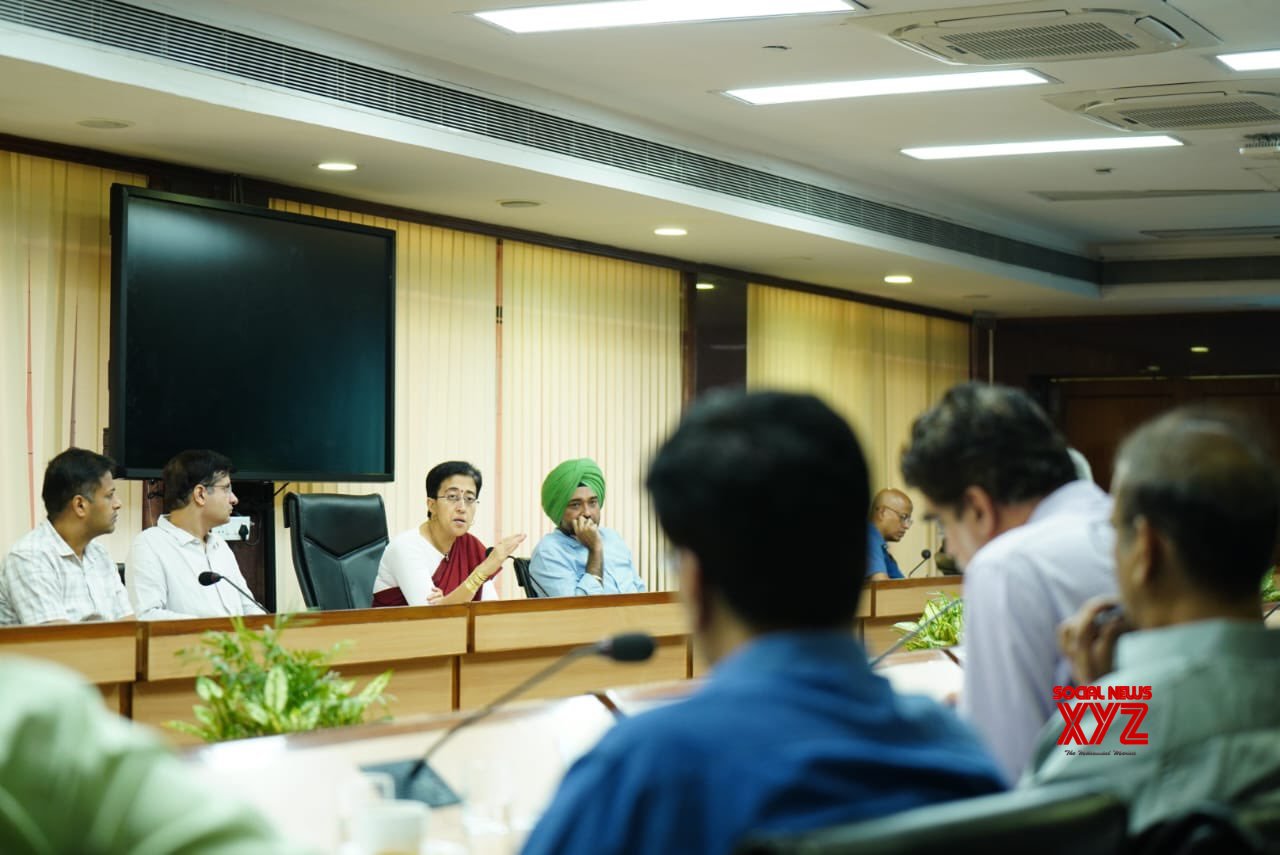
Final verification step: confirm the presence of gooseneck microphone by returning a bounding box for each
[197,571,269,614]
[869,596,962,667]
[401,632,656,802]
[905,549,933,578]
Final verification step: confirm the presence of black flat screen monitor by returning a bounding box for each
[109,185,395,481]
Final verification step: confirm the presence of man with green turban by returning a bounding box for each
[529,458,646,597]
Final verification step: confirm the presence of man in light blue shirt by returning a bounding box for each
[522,391,1003,855]
[1025,408,1280,832]
[529,458,646,597]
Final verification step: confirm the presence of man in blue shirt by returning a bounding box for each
[528,458,646,597]
[522,391,1004,855]
[867,488,913,580]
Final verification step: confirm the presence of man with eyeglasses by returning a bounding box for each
[528,458,646,597]
[0,448,132,625]
[867,488,914,581]
[126,449,266,619]
[1024,408,1280,833]
[900,383,1115,784]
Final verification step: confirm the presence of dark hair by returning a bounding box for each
[425,461,483,518]
[162,449,234,512]
[901,383,1075,508]
[1114,408,1280,601]
[646,389,870,631]
[42,448,117,517]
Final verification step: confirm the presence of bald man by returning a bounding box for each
[867,489,913,581]
[528,458,647,597]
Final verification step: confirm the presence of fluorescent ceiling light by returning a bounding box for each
[695,282,716,290]
[654,227,687,236]
[903,135,1183,160]
[1217,49,1280,71]
[316,161,358,171]
[475,0,854,33]
[727,69,1049,106]
[883,275,913,285]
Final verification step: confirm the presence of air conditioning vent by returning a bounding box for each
[1032,189,1274,202]
[1140,226,1280,239]
[1046,81,1280,131]
[858,1,1218,65]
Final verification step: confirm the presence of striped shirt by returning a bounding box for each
[0,520,132,625]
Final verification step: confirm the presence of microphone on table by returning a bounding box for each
[869,596,962,668]
[197,571,269,614]
[905,549,933,578]
[394,632,657,806]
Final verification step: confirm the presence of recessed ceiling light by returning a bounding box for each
[474,0,856,33]
[1217,49,1280,71]
[76,118,133,130]
[726,69,1049,106]
[902,135,1183,161]
[695,282,716,290]
[654,227,687,236]
[1190,345,1210,354]
[883,274,913,285]
[499,199,542,208]
[316,161,358,172]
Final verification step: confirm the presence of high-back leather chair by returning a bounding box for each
[283,492,388,610]
[736,783,1127,855]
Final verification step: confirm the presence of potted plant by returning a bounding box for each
[168,615,392,742]
[891,592,964,651]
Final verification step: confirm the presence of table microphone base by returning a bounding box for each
[360,758,461,808]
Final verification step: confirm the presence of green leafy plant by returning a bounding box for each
[1263,567,1280,603]
[167,615,392,742]
[891,592,964,651]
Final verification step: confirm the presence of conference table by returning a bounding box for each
[0,579,962,744]
[184,651,963,854]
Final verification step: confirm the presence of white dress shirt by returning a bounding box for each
[0,520,132,625]
[960,480,1117,783]
[126,516,266,620]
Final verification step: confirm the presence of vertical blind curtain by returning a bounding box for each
[268,201,498,609]
[500,242,682,595]
[746,284,970,574]
[267,208,683,602]
[0,152,146,559]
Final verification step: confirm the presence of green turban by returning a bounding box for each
[541,458,606,523]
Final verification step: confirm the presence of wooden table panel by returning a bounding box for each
[458,637,688,709]
[0,621,137,684]
[473,596,685,653]
[142,608,468,680]
[872,577,962,619]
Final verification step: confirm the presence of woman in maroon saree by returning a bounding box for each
[371,461,525,607]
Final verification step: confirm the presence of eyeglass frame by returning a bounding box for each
[433,491,479,508]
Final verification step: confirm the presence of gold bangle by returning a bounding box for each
[463,573,485,594]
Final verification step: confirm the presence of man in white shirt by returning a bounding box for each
[126,449,265,620]
[0,448,132,625]
[900,383,1116,783]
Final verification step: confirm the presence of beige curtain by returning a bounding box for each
[268,202,498,609]
[500,242,682,593]
[747,284,970,573]
[0,152,146,560]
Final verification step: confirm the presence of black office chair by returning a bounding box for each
[736,783,1127,855]
[512,557,547,598]
[283,492,389,610]
[1133,796,1280,855]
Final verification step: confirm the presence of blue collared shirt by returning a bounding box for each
[866,523,903,579]
[522,632,1005,855]
[528,528,646,597]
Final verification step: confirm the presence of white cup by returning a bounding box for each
[351,798,428,855]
